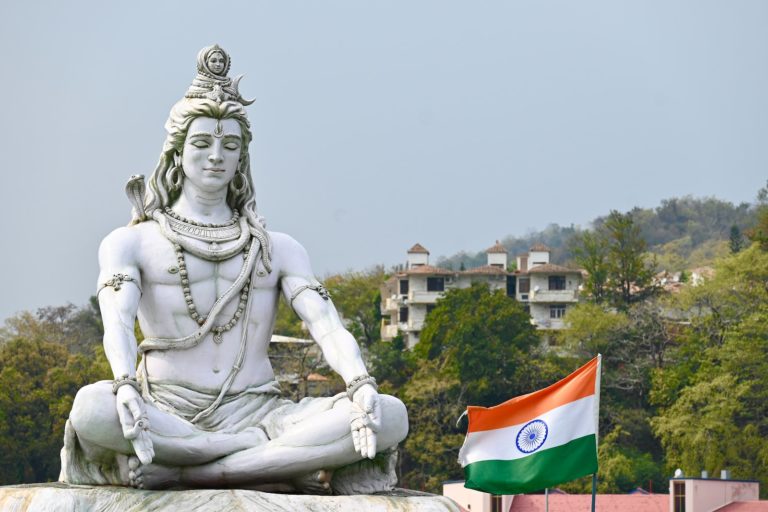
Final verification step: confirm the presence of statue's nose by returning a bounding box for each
[208,152,223,164]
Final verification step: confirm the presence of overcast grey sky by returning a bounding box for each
[0,1,766,321]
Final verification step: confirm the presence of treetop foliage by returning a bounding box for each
[437,195,757,272]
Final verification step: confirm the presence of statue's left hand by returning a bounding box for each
[350,384,382,459]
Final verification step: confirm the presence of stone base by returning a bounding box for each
[0,483,460,512]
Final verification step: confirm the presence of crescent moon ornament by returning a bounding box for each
[232,75,256,105]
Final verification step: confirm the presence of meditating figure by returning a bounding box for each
[60,44,408,493]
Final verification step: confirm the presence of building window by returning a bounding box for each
[519,278,530,293]
[491,495,502,512]
[399,307,409,323]
[550,304,566,319]
[548,275,566,290]
[426,304,436,316]
[427,277,445,292]
[399,279,409,295]
[673,482,685,512]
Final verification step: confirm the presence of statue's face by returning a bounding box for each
[207,52,226,74]
[181,117,242,193]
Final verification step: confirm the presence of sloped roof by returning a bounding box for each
[486,240,508,254]
[716,502,768,512]
[526,263,581,274]
[461,265,508,275]
[407,243,429,254]
[529,243,551,252]
[509,493,667,512]
[403,265,454,276]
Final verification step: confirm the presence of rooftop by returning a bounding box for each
[529,243,551,252]
[526,263,581,274]
[462,265,509,275]
[407,243,429,254]
[716,502,768,511]
[486,240,508,254]
[509,493,667,512]
[402,265,455,276]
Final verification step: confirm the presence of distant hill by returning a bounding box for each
[436,196,757,272]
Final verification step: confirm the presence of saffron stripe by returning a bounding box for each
[464,434,598,495]
[459,395,595,465]
[467,356,599,433]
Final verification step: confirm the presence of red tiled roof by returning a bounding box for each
[407,243,429,254]
[716,502,768,511]
[509,494,668,512]
[486,240,508,254]
[529,243,551,252]
[526,263,581,274]
[461,265,509,275]
[403,265,454,276]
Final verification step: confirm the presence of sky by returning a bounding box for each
[0,1,766,322]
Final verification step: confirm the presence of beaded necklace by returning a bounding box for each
[173,241,251,344]
[164,207,241,243]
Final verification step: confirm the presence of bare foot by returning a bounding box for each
[293,469,333,494]
[137,461,182,490]
[117,454,181,489]
[117,455,144,488]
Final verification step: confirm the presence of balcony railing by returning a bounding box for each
[408,290,443,304]
[382,296,404,312]
[529,289,578,303]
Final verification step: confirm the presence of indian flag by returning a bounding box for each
[458,355,601,495]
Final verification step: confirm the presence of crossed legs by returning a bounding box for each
[68,381,408,489]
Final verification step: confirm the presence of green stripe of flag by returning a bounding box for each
[464,434,597,495]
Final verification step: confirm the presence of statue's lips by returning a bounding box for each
[203,168,226,173]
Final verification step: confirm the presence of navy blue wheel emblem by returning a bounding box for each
[516,419,548,453]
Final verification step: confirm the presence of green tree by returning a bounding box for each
[324,266,386,347]
[569,230,609,303]
[400,284,545,492]
[651,245,768,495]
[0,338,110,484]
[369,335,415,393]
[729,225,744,254]
[603,210,656,308]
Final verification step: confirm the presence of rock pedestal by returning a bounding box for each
[0,484,460,512]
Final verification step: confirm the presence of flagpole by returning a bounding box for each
[545,487,549,512]
[591,473,597,511]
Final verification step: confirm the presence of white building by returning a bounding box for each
[381,242,582,348]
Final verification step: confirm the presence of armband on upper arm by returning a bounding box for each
[97,273,142,296]
[288,282,331,309]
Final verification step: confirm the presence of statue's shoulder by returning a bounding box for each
[268,231,307,257]
[267,231,313,273]
[98,221,160,261]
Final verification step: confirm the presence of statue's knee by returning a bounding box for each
[70,381,116,435]
[380,395,409,444]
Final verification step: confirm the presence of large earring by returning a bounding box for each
[169,153,184,191]
[229,170,248,196]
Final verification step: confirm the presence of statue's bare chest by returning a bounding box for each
[134,225,280,315]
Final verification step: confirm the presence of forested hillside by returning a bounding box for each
[437,196,756,271]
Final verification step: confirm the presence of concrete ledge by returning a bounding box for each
[0,483,460,512]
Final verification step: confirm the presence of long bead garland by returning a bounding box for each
[173,242,251,344]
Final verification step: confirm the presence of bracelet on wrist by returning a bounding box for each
[346,374,378,400]
[112,374,141,395]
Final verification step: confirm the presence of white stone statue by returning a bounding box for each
[59,44,408,494]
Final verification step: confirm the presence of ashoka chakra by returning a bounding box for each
[516,419,549,453]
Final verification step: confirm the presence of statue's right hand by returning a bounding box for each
[115,385,155,465]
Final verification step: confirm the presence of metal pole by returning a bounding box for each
[591,473,597,511]
[545,488,549,512]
